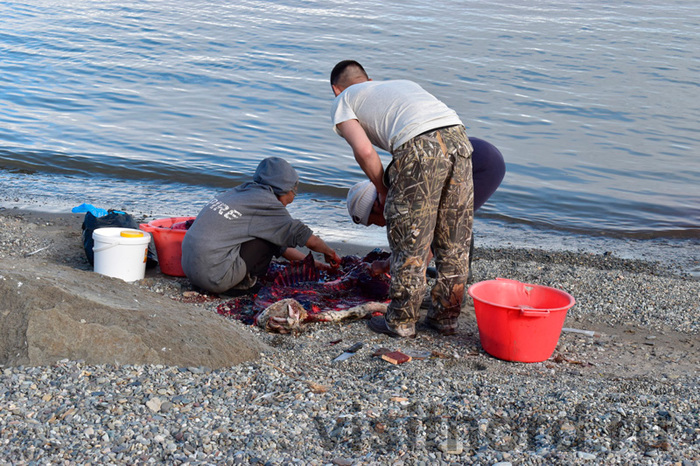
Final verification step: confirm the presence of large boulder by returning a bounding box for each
[0,260,269,368]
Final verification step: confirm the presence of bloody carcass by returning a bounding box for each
[216,249,391,333]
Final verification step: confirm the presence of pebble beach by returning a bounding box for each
[0,209,698,465]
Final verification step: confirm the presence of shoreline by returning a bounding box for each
[0,207,698,464]
[1,206,698,360]
[2,178,699,279]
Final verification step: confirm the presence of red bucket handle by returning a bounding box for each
[520,307,550,317]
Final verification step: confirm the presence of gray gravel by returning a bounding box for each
[1,334,698,465]
[1,210,699,464]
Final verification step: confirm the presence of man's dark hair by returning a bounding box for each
[330,60,368,87]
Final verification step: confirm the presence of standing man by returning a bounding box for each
[330,60,474,337]
[346,136,506,280]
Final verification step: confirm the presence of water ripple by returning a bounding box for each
[0,0,698,241]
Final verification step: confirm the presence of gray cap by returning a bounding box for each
[253,157,299,196]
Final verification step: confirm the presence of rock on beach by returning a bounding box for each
[0,210,268,368]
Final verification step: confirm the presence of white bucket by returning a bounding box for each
[93,228,152,282]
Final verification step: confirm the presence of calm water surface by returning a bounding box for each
[1,0,698,274]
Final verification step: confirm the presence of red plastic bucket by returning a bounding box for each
[139,217,195,277]
[468,278,575,363]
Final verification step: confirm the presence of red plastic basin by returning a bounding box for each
[139,217,195,277]
[468,278,576,363]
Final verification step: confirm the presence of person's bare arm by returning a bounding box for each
[282,248,307,262]
[336,119,388,204]
[282,245,340,271]
[304,234,341,268]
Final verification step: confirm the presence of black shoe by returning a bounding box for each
[367,316,415,338]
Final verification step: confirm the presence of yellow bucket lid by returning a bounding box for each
[120,230,145,238]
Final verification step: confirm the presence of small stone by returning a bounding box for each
[560,422,576,433]
[160,401,173,413]
[438,439,463,455]
[146,397,162,413]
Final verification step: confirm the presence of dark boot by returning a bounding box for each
[367,316,416,338]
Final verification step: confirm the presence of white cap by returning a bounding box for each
[346,181,377,226]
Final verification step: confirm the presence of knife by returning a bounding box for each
[333,342,364,362]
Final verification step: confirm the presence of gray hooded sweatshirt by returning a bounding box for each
[181,157,312,293]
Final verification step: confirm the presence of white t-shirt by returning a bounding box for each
[331,80,463,152]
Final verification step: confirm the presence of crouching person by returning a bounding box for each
[181,156,341,295]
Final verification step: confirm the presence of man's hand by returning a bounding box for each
[315,260,333,272]
[371,258,390,275]
[324,251,342,269]
[376,191,387,209]
[306,234,341,269]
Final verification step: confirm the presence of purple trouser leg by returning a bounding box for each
[469,137,506,212]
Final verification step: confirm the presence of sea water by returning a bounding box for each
[0,0,698,275]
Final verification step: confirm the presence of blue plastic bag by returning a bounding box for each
[72,203,108,218]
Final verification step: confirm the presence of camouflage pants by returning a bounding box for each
[383,125,474,333]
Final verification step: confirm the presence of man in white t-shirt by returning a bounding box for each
[330,60,474,338]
